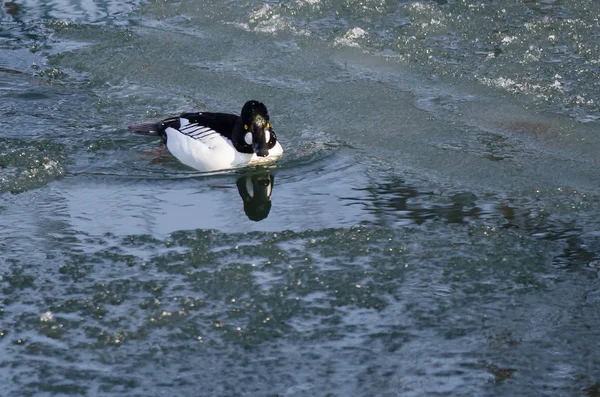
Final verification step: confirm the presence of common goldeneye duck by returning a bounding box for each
[128,100,283,172]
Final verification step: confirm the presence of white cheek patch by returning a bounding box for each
[244,132,253,145]
[264,130,270,143]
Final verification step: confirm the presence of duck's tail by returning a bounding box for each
[127,122,162,135]
[128,117,179,143]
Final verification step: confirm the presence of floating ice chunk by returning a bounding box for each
[40,311,54,322]
[334,27,367,47]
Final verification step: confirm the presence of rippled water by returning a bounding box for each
[1,0,600,396]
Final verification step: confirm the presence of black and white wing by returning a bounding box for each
[128,112,239,144]
[179,112,239,140]
[177,120,221,141]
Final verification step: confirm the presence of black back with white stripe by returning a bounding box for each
[128,100,279,157]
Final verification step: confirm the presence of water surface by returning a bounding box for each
[1,0,600,396]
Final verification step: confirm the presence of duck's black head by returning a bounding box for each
[240,100,272,157]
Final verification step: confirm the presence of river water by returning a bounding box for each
[1,0,600,396]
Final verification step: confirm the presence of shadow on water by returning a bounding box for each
[344,174,600,271]
[347,179,479,226]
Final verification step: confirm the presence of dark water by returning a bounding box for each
[1,1,600,396]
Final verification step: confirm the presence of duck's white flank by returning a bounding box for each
[165,118,283,172]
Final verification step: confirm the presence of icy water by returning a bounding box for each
[2,0,600,396]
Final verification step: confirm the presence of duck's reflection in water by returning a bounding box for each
[236,170,274,221]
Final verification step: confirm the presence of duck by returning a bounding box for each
[128,100,283,172]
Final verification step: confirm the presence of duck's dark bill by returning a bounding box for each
[253,141,269,157]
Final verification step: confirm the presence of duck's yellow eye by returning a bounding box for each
[244,124,248,130]
[266,123,270,129]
